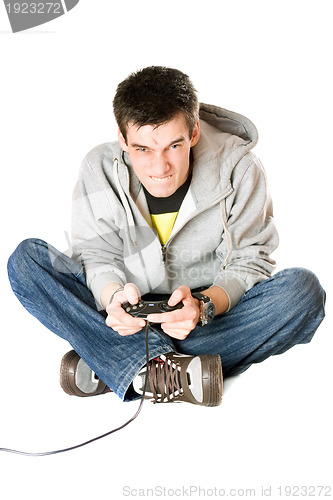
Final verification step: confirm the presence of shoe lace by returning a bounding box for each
[148,356,183,403]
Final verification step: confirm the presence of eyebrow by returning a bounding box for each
[130,136,186,150]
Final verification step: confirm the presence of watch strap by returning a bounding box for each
[192,292,215,327]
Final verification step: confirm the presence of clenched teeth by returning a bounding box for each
[150,176,172,182]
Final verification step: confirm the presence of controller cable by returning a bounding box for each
[0,322,151,457]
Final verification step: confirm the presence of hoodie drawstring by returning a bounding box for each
[221,198,232,269]
[113,158,137,246]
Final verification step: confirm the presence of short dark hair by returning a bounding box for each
[113,66,199,142]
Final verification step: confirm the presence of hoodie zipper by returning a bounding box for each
[161,245,167,263]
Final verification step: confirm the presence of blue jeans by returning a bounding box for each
[7,238,326,401]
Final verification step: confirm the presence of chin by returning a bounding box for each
[152,187,176,197]
[146,181,176,198]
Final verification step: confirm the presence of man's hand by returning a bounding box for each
[105,283,146,336]
[147,285,200,340]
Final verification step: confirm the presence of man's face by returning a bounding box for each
[118,114,200,198]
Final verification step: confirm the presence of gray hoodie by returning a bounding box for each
[71,103,279,310]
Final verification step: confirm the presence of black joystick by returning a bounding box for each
[122,299,184,321]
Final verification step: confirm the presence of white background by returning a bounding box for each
[0,1,331,498]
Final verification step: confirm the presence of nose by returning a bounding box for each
[151,152,170,175]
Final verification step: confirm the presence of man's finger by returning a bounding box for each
[124,283,141,304]
[106,307,146,328]
[168,285,191,306]
[147,309,185,324]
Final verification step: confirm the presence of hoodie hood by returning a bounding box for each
[190,103,258,206]
[199,103,258,145]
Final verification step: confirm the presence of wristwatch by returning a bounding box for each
[191,292,215,327]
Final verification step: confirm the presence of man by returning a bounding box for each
[7,66,325,407]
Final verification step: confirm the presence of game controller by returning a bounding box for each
[122,299,184,321]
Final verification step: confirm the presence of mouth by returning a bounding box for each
[150,175,172,182]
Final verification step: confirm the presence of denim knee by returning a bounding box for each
[277,267,326,317]
[8,238,43,279]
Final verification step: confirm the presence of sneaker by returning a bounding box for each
[133,352,223,406]
[60,350,111,397]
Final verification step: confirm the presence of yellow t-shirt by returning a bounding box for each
[150,212,178,245]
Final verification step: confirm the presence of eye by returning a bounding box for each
[170,144,180,150]
[137,148,148,152]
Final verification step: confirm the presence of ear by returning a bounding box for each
[117,128,128,152]
[190,120,200,147]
